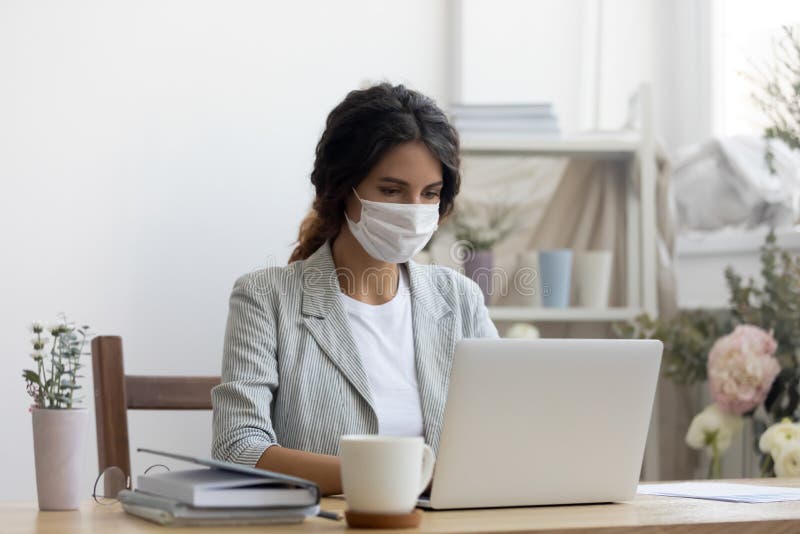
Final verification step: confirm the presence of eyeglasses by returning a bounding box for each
[92,464,170,505]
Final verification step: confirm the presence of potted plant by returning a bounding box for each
[23,315,91,510]
[448,198,518,305]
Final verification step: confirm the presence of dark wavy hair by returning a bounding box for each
[288,83,461,263]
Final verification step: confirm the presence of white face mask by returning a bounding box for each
[345,188,440,263]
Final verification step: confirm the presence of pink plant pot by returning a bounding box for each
[463,249,494,305]
[31,407,88,510]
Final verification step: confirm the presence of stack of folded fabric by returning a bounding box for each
[450,103,561,137]
[118,449,320,526]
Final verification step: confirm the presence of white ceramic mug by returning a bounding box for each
[339,435,435,514]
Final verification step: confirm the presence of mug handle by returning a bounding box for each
[418,444,436,494]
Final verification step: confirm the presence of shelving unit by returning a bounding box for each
[458,85,662,481]
[460,83,660,325]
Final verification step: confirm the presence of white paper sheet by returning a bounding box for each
[637,482,800,503]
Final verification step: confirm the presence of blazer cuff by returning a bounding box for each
[232,440,279,467]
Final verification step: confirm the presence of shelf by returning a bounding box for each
[460,132,640,159]
[488,306,643,323]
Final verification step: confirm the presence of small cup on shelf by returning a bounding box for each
[538,249,573,308]
[515,250,541,307]
[575,251,613,308]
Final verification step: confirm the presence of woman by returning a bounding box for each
[211,83,498,495]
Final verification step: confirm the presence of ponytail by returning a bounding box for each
[288,204,338,263]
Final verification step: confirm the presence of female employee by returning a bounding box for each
[211,83,498,495]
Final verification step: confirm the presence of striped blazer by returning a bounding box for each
[211,239,498,467]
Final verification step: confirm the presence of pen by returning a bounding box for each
[318,509,343,521]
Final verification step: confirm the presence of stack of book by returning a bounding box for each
[450,103,561,137]
[117,449,321,526]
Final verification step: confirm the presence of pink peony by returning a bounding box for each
[707,325,780,415]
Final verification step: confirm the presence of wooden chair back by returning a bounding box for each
[91,335,221,489]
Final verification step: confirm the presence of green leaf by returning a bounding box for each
[22,369,41,385]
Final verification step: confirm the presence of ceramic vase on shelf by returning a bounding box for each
[463,248,493,305]
[538,249,573,308]
[575,250,613,308]
[31,407,89,510]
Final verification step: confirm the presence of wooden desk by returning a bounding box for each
[5,479,800,533]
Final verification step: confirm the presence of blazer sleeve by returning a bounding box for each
[449,267,500,339]
[474,289,500,338]
[211,272,280,466]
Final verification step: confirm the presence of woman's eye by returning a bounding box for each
[424,190,441,199]
[380,188,401,196]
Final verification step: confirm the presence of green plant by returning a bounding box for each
[726,231,800,422]
[614,309,730,386]
[749,25,800,173]
[616,230,800,476]
[23,315,91,409]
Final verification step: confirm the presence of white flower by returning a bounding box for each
[685,403,743,452]
[29,322,44,334]
[774,443,800,477]
[758,418,800,457]
[505,323,540,339]
[475,228,500,244]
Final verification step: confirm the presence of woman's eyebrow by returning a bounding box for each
[378,177,443,188]
[378,176,409,186]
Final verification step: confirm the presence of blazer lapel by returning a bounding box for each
[406,259,456,453]
[301,241,376,414]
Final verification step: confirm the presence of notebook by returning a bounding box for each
[137,468,316,508]
[118,448,321,526]
[118,490,319,526]
[136,447,319,492]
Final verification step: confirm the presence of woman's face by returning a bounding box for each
[345,140,443,223]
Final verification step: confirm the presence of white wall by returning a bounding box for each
[0,0,448,501]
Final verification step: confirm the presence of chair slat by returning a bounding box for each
[125,375,221,410]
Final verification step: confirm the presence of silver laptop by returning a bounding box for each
[417,338,662,510]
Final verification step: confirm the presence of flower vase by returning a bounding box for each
[31,407,88,510]
[463,249,493,305]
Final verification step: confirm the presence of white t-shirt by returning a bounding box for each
[338,265,424,437]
